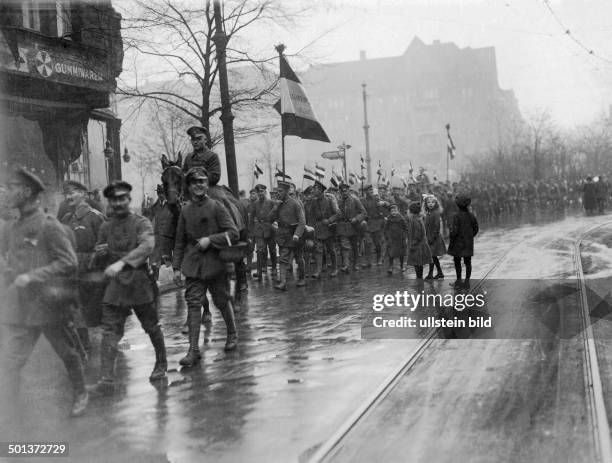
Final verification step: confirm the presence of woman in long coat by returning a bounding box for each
[447,193,479,287]
[406,201,432,279]
[424,195,446,279]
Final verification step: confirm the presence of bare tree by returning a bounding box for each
[117,0,306,147]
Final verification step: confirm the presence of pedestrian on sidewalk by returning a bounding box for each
[447,193,479,288]
[383,203,407,275]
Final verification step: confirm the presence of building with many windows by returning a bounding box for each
[0,0,123,211]
[294,37,522,182]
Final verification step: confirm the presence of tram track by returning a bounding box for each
[306,243,517,463]
[307,220,612,463]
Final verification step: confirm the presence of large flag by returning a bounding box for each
[447,130,456,160]
[254,161,264,179]
[274,54,330,143]
[315,163,326,179]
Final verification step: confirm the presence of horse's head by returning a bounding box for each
[161,153,183,205]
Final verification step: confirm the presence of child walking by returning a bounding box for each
[424,194,446,279]
[447,193,479,288]
[406,201,432,279]
[384,203,408,275]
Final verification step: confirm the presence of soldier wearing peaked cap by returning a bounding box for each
[332,180,366,273]
[269,180,305,290]
[60,178,106,346]
[89,179,167,395]
[305,177,339,278]
[248,180,277,280]
[182,127,221,188]
[362,184,385,267]
[148,182,174,280]
[173,166,239,366]
[0,168,88,418]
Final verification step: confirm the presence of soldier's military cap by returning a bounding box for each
[15,167,45,194]
[63,179,87,193]
[277,180,292,190]
[338,182,349,190]
[255,184,267,191]
[304,185,314,195]
[378,184,388,190]
[313,180,327,191]
[186,126,208,137]
[363,184,373,190]
[103,180,132,199]
[185,166,209,184]
[156,184,164,194]
[408,201,422,214]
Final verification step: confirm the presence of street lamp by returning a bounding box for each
[123,147,130,163]
[337,142,351,181]
[104,140,114,184]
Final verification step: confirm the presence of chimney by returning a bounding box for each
[360,50,366,61]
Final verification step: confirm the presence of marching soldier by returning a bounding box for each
[305,180,339,278]
[149,184,175,279]
[173,168,239,367]
[248,184,277,280]
[89,181,167,395]
[59,180,106,348]
[270,180,306,290]
[245,188,257,275]
[0,168,88,418]
[333,182,366,273]
[361,185,385,267]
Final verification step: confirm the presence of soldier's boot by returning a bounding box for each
[148,327,167,381]
[88,335,118,396]
[362,242,372,269]
[220,301,238,352]
[329,250,338,277]
[181,312,190,334]
[296,255,306,286]
[66,352,88,417]
[270,250,278,279]
[376,245,383,266]
[312,253,323,279]
[340,250,350,273]
[274,266,287,291]
[254,254,264,280]
[179,313,202,367]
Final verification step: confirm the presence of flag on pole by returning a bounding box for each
[447,130,456,160]
[391,167,395,178]
[330,174,339,188]
[275,167,292,180]
[360,156,366,171]
[254,161,264,179]
[376,161,383,177]
[349,172,358,185]
[274,53,330,143]
[303,166,316,182]
[401,176,408,188]
[315,163,326,179]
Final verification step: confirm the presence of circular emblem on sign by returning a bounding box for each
[35,51,53,77]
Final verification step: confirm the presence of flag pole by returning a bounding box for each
[445,123,450,184]
[276,44,287,182]
[251,160,255,189]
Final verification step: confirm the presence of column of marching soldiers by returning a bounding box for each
[0,133,609,423]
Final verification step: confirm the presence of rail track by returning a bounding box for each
[307,220,612,463]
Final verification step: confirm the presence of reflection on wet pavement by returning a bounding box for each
[6,213,612,462]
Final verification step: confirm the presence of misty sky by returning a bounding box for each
[253,0,612,128]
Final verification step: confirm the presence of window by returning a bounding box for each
[21,1,72,38]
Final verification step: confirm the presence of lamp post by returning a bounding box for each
[338,142,351,181]
[122,147,130,163]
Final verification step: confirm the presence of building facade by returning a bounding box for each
[0,0,123,211]
[292,37,523,183]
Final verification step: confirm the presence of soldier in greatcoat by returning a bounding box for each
[304,180,339,278]
[0,168,88,418]
[248,184,277,280]
[332,183,366,273]
[447,193,479,288]
[60,180,105,348]
[269,181,305,290]
[173,168,239,367]
[89,181,167,395]
[362,185,386,267]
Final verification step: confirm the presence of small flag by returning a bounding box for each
[402,176,408,188]
[447,129,456,160]
[360,156,366,171]
[391,167,395,178]
[330,175,338,188]
[349,172,358,185]
[274,49,330,143]
[275,167,292,180]
[376,161,383,177]
[315,163,326,179]
[254,162,264,179]
[304,166,316,176]
[359,174,366,182]
[303,172,316,182]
